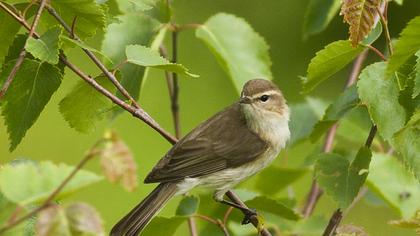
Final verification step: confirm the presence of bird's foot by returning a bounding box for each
[241,208,257,225]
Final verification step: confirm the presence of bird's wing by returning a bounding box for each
[144,103,268,183]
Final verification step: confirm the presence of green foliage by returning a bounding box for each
[253,166,308,195]
[176,195,199,216]
[49,0,105,40]
[310,85,360,142]
[245,196,301,221]
[101,13,160,101]
[126,44,198,77]
[59,74,117,133]
[36,203,104,236]
[358,62,406,142]
[315,147,372,209]
[141,217,184,236]
[367,153,420,218]
[394,110,420,181]
[387,16,420,77]
[0,10,20,65]
[302,0,341,39]
[288,98,328,146]
[0,59,63,151]
[340,0,381,46]
[196,13,272,93]
[302,40,364,93]
[25,26,62,64]
[0,161,102,205]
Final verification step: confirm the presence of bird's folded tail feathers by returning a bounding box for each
[110,182,178,236]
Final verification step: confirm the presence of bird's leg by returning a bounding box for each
[219,199,257,225]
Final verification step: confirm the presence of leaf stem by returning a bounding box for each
[366,44,387,61]
[0,0,46,100]
[376,3,393,56]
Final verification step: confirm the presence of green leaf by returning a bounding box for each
[0,161,103,205]
[394,110,420,181]
[176,195,199,216]
[361,21,383,45]
[288,97,328,146]
[141,216,184,236]
[49,0,105,40]
[0,10,21,65]
[116,0,171,23]
[59,74,118,133]
[387,16,420,77]
[253,167,308,195]
[413,50,420,98]
[37,205,71,236]
[126,44,198,77]
[315,147,372,208]
[60,35,113,64]
[357,62,406,142]
[0,59,63,151]
[288,215,328,236]
[367,153,420,218]
[310,85,360,142]
[196,13,272,93]
[303,40,364,93]
[302,0,341,39]
[101,13,160,101]
[245,196,301,221]
[25,26,62,64]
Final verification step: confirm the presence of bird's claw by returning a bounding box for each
[241,208,257,225]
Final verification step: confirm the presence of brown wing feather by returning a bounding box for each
[144,103,268,183]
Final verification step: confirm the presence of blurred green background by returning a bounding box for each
[1,0,419,235]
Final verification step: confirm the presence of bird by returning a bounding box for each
[111,79,290,236]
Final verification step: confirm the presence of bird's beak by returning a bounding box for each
[239,96,252,104]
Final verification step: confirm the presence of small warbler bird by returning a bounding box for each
[111,79,290,236]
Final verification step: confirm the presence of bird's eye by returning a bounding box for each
[260,95,269,102]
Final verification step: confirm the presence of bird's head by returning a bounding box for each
[239,79,287,116]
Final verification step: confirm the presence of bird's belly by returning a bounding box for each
[176,147,279,200]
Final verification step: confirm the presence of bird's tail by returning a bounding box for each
[110,182,178,236]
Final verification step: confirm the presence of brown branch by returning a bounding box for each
[301,49,369,218]
[0,0,46,100]
[366,44,387,61]
[376,3,393,55]
[45,5,141,109]
[0,142,99,234]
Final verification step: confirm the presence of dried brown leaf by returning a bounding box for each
[340,0,381,46]
[99,131,138,192]
[36,205,71,236]
[66,202,104,236]
[336,224,368,236]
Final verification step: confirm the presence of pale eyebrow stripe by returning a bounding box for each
[250,90,281,98]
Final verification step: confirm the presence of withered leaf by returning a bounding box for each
[341,0,381,47]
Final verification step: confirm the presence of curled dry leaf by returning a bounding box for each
[36,203,104,236]
[336,224,368,236]
[340,0,381,47]
[99,131,138,192]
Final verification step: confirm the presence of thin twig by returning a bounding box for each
[376,3,393,55]
[223,207,234,225]
[217,219,231,236]
[194,214,219,225]
[0,143,99,233]
[225,191,272,236]
[45,5,141,109]
[366,44,387,61]
[301,50,369,218]
[0,0,46,100]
